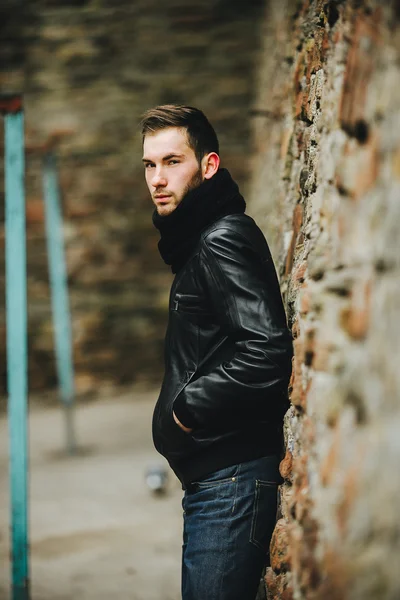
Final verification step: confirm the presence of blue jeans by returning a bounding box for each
[181,455,282,600]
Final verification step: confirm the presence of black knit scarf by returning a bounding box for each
[152,168,246,273]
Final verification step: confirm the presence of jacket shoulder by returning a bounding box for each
[201,214,260,242]
[200,214,269,253]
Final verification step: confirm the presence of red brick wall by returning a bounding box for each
[249,2,400,599]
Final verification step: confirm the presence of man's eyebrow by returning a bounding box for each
[142,153,185,163]
[163,153,185,160]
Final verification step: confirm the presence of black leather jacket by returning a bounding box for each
[152,214,293,487]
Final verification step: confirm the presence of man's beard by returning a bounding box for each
[154,166,204,216]
[182,166,203,198]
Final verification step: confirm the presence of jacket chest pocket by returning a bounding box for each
[172,293,211,316]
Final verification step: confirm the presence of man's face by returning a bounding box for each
[143,127,203,216]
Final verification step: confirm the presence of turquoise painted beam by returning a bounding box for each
[42,152,76,455]
[2,95,30,600]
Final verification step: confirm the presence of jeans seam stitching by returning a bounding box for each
[231,462,241,513]
[195,479,232,488]
[250,480,263,551]
[193,464,240,487]
[258,480,279,487]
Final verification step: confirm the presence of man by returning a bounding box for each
[141,105,293,600]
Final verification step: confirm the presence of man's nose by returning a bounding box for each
[151,168,167,188]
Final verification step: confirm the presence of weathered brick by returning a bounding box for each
[340,279,371,340]
[280,449,293,480]
[250,3,400,600]
[265,568,293,600]
[290,336,307,409]
[339,9,381,134]
[270,518,292,573]
[285,205,304,276]
[26,198,45,224]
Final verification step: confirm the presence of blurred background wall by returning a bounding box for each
[0,0,265,397]
[248,1,400,599]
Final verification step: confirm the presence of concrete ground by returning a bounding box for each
[0,390,183,600]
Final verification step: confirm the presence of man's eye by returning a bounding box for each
[145,163,155,169]
[168,160,179,165]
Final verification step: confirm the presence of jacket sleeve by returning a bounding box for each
[173,225,293,430]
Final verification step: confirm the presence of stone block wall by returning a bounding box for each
[0,0,265,396]
[248,1,400,599]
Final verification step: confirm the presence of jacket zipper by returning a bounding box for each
[196,335,228,372]
[171,370,195,409]
[168,336,229,414]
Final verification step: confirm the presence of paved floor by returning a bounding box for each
[0,390,183,600]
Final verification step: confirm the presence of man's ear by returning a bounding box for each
[202,152,220,180]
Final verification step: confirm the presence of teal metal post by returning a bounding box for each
[2,95,30,600]
[42,152,76,454]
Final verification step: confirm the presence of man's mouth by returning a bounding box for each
[154,194,171,202]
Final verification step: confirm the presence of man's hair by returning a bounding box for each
[140,104,219,163]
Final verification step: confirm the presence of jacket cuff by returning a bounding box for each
[173,395,199,430]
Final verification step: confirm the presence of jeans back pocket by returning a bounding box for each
[250,480,279,554]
